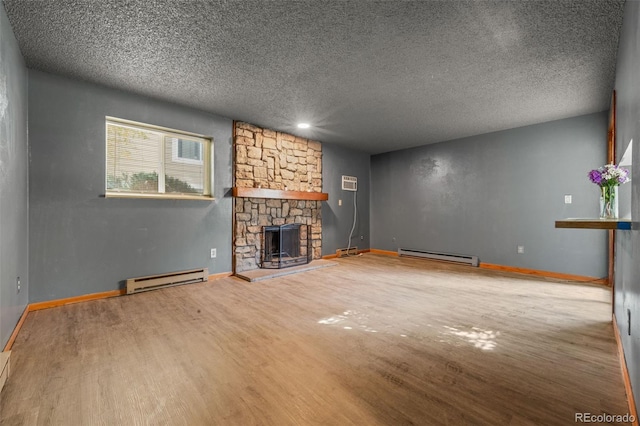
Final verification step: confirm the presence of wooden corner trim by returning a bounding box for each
[5,274,231,351]
[208,272,233,281]
[479,263,607,285]
[29,289,126,312]
[3,306,29,352]
[369,249,399,257]
[368,249,606,284]
[613,314,639,426]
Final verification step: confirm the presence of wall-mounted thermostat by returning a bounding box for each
[342,175,357,191]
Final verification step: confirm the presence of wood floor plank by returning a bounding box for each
[0,254,632,425]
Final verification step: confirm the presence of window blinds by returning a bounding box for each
[106,118,211,197]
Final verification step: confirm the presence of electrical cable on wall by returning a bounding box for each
[346,190,357,255]
[340,175,358,257]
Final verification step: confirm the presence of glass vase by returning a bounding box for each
[599,185,618,219]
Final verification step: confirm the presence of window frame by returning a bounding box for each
[105,116,214,200]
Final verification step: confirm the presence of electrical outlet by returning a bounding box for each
[16,277,20,293]
[360,235,364,240]
[517,246,524,254]
[564,195,572,204]
[210,248,217,258]
[338,199,342,206]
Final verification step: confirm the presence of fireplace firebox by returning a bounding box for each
[261,224,312,269]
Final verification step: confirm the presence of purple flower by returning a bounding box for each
[588,164,630,187]
[617,168,630,184]
[588,169,603,185]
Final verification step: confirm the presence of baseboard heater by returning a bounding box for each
[336,247,358,257]
[398,248,479,267]
[126,268,209,295]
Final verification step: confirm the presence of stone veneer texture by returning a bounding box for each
[234,122,323,272]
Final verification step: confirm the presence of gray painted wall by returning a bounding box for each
[371,112,608,278]
[28,71,232,303]
[613,0,640,412]
[322,143,370,255]
[0,3,29,348]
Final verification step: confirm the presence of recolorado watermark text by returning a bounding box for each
[575,412,635,423]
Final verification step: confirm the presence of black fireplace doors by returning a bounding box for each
[261,223,312,269]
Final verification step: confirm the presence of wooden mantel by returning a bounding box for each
[232,187,328,201]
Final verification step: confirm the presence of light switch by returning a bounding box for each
[564,195,572,204]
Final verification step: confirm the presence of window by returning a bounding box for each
[172,139,203,165]
[106,117,213,199]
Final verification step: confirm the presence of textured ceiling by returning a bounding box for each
[2,0,625,154]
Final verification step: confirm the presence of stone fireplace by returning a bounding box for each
[232,122,325,273]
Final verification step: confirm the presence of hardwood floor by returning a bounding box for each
[0,254,632,425]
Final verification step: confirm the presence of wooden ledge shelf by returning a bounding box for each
[555,218,633,230]
[232,187,328,201]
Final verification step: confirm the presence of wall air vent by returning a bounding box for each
[342,175,357,191]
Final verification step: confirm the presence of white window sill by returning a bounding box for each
[105,192,214,201]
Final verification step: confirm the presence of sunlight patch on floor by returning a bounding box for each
[442,325,500,351]
[317,310,379,333]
